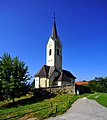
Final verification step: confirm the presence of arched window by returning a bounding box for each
[49,49,52,56]
[57,49,60,55]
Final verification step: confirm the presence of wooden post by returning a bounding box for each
[51,102,52,108]
[69,98,70,104]
[50,102,53,115]
[55,104,58,113]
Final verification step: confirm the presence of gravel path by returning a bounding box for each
[47,97,107,120]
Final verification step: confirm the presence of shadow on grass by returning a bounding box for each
[0,88,56,109]
[2,105,51,120]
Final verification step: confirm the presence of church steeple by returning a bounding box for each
[46,15,62,70]
[51,14,58,40]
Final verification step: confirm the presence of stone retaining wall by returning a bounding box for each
[44,85,75,95]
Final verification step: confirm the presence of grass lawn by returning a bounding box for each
[0,94,83,120]
[87,93,107,107]
[1,92,106,120]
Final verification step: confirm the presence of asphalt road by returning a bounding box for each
[47,97,107,120]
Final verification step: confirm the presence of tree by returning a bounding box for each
[0,53,13,101]
[82,80,86,82]
[89,77,107,93]
[0,79,4,101]
[31,79,35,89]
[0,53,30,103]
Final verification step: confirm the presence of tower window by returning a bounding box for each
[57,49,60,55]
[49,49,52,56]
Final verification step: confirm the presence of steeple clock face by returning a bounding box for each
[48,42,52,48]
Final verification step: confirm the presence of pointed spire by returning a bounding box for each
[51,13,58,40]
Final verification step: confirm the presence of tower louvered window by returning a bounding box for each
[49,49,52,56]
[57,49,60,55]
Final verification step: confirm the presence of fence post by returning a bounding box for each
[55,103,58,114]
[50,102,53,115]
[51,102,52,108]
[69,98,70,104]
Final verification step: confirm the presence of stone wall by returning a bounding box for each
[33,85,75,97]
[44,85,75,95]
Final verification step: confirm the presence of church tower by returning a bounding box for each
[46,17,62,70]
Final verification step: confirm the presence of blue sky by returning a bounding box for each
[0,0,107,82]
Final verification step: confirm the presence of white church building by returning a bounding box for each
[34,18,76,88]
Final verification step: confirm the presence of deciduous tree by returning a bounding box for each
[0,53,30,102]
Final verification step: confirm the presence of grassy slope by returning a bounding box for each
[0,94,82,120]
[87,93,107,107]
[1,93,106,120]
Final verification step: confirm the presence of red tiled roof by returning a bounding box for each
[75,82,89,85]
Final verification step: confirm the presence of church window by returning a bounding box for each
[57,49,60,55]
[49,49,52,56]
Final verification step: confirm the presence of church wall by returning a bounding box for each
[47,79,49,87]
[55,53,62,70]
[40,77,47,88]
[70,78,75,85]
[46,38,55,67]
[58,81,61,86]
[61,81,71,86]
[55,77,75,87]
[35,77,40,88]
[60,78,75,86]
[46,37,62,70]
[40,77,49,88]
[55,39,62,70]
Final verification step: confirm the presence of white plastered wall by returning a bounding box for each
[40,78,49,88]
[46,37,55,67]
[35,77,39,88]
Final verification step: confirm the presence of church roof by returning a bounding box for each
[62,70,76,79]
[48,66,59,78]
[34,65,76,80]
[51,20,58,40]
[35,65,50,77]
[58,70,76,81]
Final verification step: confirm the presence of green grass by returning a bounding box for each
[87,93,107,107]
[1,93,106,120]
[0,94,82,120]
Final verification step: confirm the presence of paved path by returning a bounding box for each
[47,97,107,120]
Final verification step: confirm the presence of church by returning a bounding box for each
[34,17,76,89]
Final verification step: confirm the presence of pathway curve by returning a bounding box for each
[47,97,107,120]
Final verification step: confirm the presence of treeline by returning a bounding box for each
[89,77,107,93]
[0,53,31,102]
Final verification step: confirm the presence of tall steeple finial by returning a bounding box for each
[54,12,55,21]
[51,13,58,40]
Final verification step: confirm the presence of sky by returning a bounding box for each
[0,0,107,82]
